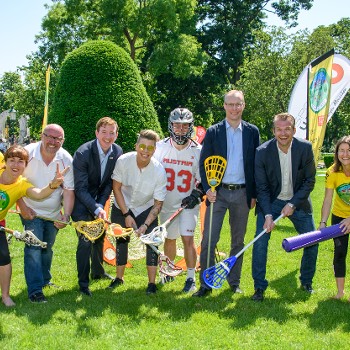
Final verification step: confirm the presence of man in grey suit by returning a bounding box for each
[252,112,318,302]
[193,89,260,297]
[72,116,123,296]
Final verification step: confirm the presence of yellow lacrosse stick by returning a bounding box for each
[204,155,227,268]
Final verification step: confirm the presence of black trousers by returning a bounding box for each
[111,205,158,266]
[76,229,106,289]
[332,214,349,277]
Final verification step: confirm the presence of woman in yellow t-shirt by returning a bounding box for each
[0,145,68,307]
[320,136,350,300]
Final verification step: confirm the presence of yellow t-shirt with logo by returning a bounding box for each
[325,164,350,218]
[0,152,4,164]
[0,169,33,220]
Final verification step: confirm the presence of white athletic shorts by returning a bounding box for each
[159,207,199,239]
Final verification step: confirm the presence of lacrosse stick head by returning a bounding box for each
[73,218,106,242]
[203,256,237,289]
[140,226,165,246]
[204,156,227,191]
[106,223,133,238]
[159,255,183,277]
[13,230,47,248]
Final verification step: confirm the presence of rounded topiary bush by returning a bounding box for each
[50,40,162,154]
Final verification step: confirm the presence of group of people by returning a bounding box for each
[1,89,349,307]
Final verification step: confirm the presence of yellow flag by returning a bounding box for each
[42,62,51,131]
[307,49,334,163]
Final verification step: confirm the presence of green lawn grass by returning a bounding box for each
[2,170,350,350]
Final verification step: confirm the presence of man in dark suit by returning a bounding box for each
[72,116,123,296]
[251,112,318,302]
[193,89,260,297]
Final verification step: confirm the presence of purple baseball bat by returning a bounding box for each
[282,223,344,252]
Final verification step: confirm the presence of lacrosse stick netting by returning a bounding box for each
[140,207,185,246]
[2,227,47,248]
[203,214,284,289]
[204,155,227,268]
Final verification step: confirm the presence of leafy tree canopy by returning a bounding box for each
[50,40,162,154]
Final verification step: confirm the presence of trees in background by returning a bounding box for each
[50,40,162,153]
[2,1,350,150]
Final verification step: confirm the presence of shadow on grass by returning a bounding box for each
[308,298,350,333]
[6,267,350,336]
[219,269,319,329]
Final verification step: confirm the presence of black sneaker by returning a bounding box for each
[231,285,243,294]
[192,286,212,297]
[80,287,92,297]
[182,278,197,293]
[146,283,157,295]
[107,278,124,289]
[91,272,114,280]
[301,283,314,294]
[29,292,48,303]
[251,288,264,302]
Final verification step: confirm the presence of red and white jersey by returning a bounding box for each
[154,138,202,213]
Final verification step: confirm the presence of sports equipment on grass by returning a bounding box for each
[140,207,185,246]
[106,222,133,238]
[3,227,47,248]
[282,223,343,252]
[204,155,227,268]
[9,210,107,242]
[147,243,183,282]
[203,214,283,289]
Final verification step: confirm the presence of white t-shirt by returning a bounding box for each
[154,138,202,213]
[23,142,74,217]
[111,152,167,217]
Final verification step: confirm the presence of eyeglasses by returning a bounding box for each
[43,133,64,143]
[138,144,155,152]
[225,103,244,108]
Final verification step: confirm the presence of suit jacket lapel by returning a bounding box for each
[291,138,298,187]
[272,140,282,184]
[219,120,227,157]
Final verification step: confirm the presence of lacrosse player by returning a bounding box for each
[108,130,167,295]
[153,107,204,293]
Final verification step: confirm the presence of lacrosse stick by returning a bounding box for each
[106,222,134,239]
[140,207,185,246]
[9,210,107,242]
[203,214,283,289]
[204,155,227,268]
[147,243,183,281]
[1,227,47,248]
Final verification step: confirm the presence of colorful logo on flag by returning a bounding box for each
[309,68,331,113]
[336,183,350,206]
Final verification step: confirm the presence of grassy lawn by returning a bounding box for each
[2,170,350,349]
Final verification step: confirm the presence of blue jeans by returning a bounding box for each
[21,218,58,297]
[252,199,318,291]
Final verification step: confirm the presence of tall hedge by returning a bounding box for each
[50,40,162,154]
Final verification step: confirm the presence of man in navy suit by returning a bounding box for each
[193,90,260,297]
[251,112,318,302]
[72,116,123,296]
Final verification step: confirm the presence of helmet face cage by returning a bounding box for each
[168,108,194,145]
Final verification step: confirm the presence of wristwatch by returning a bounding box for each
[123,209,132,218]
[287,203,295,210]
